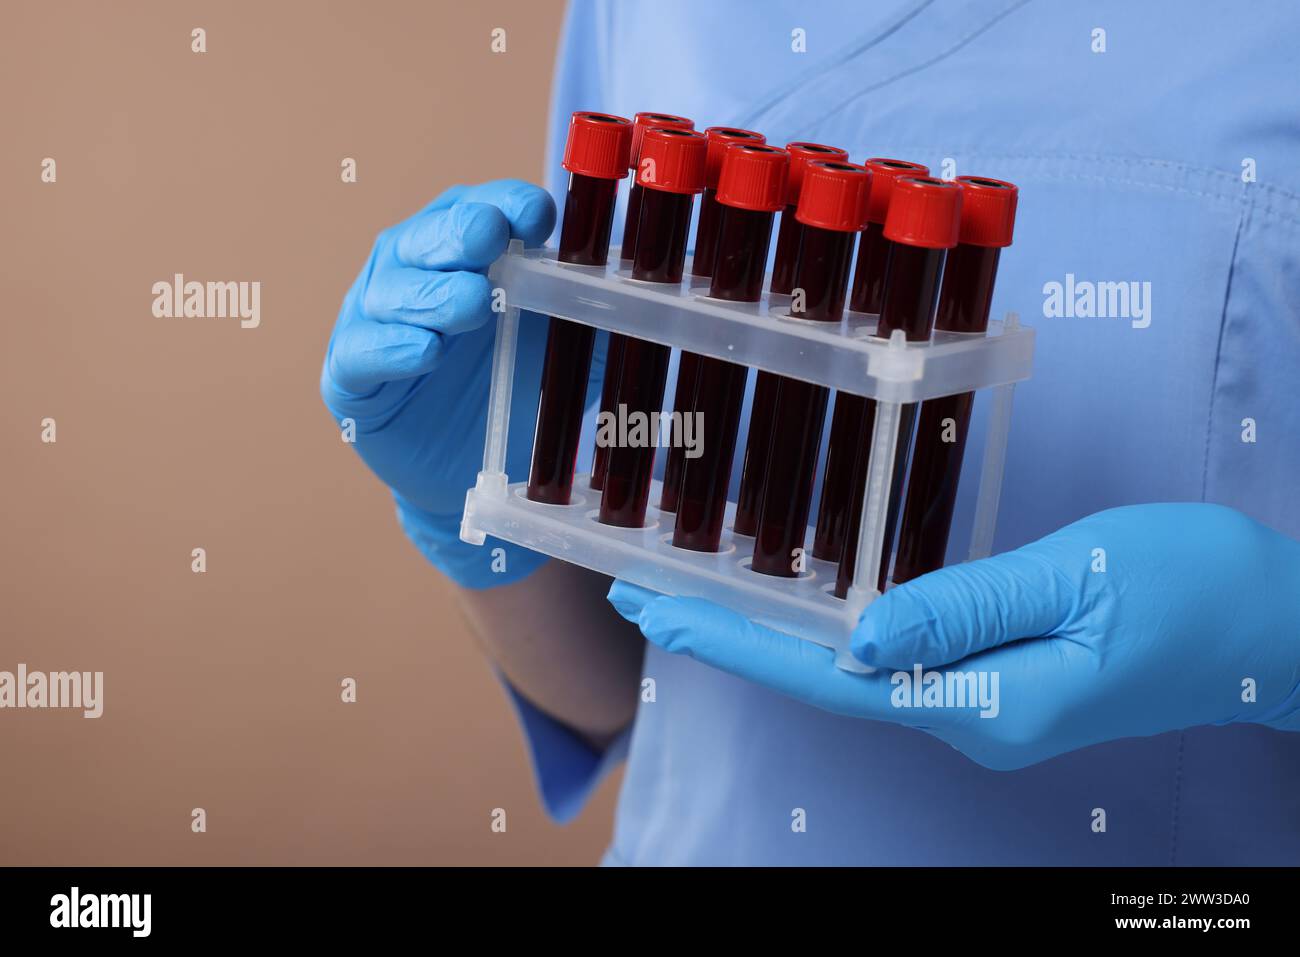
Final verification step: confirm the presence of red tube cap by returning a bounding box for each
[630,111,695,168]
[863,158,930,224]
[562,112,634,180]
[716,144,789,212]
[795,160,872,232]
[703,127,766,189]
[636,128,708,194]
[883,176,963,249]
[784,142,849,206]
[955,175,1019,247]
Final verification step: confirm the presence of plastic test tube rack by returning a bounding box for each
[460,239,1034,672]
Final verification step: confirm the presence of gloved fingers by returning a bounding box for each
[391,202,512,272]
[606,581,928,725]
[851,546,1075,671]
[325,313,441,395]
[417,183,472,214]
[451,179,556,246]
[361,267,493,335]
[392,180,556,271]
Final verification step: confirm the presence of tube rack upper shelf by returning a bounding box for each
[488,240,1034,403]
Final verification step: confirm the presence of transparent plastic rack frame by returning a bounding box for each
[461,240,1035,672]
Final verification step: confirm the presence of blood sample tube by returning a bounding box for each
[659,128,766,514]
[525,112,634,505]
[893,176,1018,584]
[598,127,708,528]
[813,158,929,559]
[848,158,930,315]
[733,142,847,536]
[588,343,620,491]
[691,127,766,279]
[620,112,695,263]
[835,176,963,597]
[750,161,872,577]
[672,144,789,551]
[592,112,694,492]
[731,372,779,536]
[769,143,849,295]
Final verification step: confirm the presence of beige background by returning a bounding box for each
[0,0,623,865]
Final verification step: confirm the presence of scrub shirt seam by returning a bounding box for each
[1027,172,1240,206]
[1198,192,1248,505]
[879,151,1300,225]
[867,152,1280,184]
[1172,188,1246,868]
[785,0,1036,137]
[734,0,939,130]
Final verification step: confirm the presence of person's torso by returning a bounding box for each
[546,0,1300,865]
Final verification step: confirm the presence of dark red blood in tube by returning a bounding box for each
[733,372,779,536]
[662,130,766,514]
[893,176,1018,584]
[848,159,929,315]
[527,112,632,505]
[892,393,975,577]
[750,374,832,576]
[658,350,699,513]
[817,159,931,559]
[768,143,848,295]
[736,145,847,535]
[833,242,944,594]
[815,159,929,555]
[709,203,781,303]
[670,360,746,548]
[596,115,692,490]
[934,236,1004,334]
[832,407,875,595]
[672,145,788,551]
[589,333,623,490]
[750,161,871,577]
[597,334,673,526]
[835,176,962,597]
[768,205,801,296]
[630,184,696,281]
[812,391,872,560]
[621,186,646,263]
[620,112,694,263]
[690,195,723,275]
[690,127,765,280]
[596,113,694,489]
[598,128,707,528]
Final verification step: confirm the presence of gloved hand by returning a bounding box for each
[608,503,1300,769]
[321,179,558,589]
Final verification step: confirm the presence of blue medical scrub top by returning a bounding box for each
[503,0,1300,865]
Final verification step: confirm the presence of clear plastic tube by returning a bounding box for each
[751,224,855,576]
[893,243,1001,582]
[816,159,929,555]
[674,202,777,551]
[527,172,621,504]
[835,243,946,596]
[599,186,696,528]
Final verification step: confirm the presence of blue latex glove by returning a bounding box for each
[608,504,1300,769]
[320,180,557,589]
